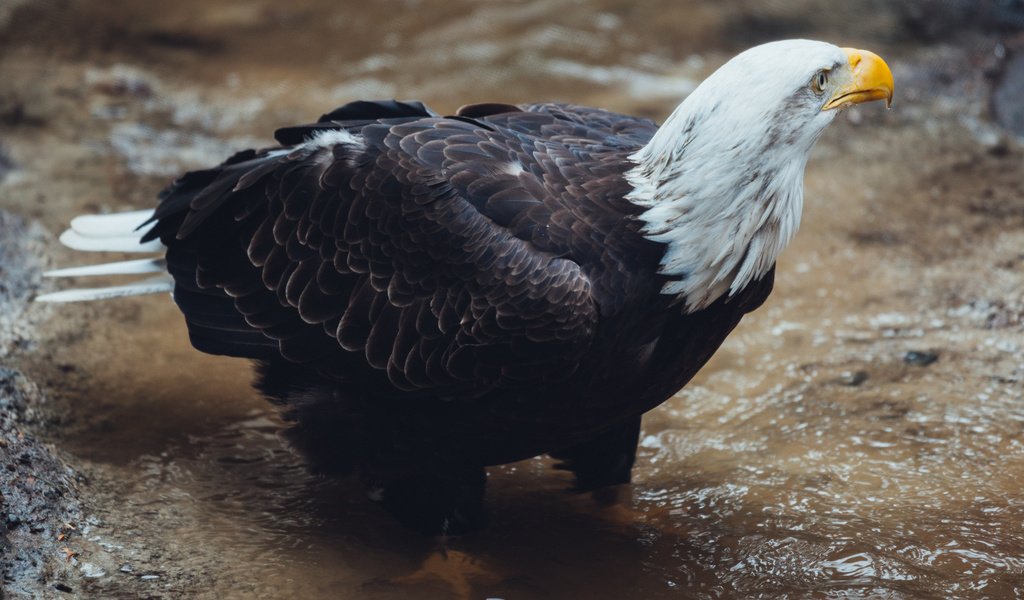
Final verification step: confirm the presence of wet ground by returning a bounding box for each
[2,0,1024,597]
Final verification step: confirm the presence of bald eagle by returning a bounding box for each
[40,40,893,534]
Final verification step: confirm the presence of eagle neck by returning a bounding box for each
[624,101,807,313]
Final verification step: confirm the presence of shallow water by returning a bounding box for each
[4,0,1024,597]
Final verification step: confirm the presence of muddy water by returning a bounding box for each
[3,0,1024,598]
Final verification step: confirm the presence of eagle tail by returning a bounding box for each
[58,209,163,252]
[36,209,173,303]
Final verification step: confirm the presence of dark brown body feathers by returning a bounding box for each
[143,100,774,532]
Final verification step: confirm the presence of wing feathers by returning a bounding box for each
[144,101,660,390]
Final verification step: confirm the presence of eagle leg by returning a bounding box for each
[363,462,488,536]
[549,416,642,492]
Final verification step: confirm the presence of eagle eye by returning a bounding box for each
[811,70,829,94]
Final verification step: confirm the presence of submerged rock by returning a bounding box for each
[903,350,939,366]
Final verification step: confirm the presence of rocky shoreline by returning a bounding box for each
[0,211,86,598]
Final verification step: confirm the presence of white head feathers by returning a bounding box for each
[626,40,852,312]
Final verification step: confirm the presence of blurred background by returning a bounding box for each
[2,1,1024,598]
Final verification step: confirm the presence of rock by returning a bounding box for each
[80,563,106,578]
[834,370,869,386]
[994,53,1024,138]
[904,351,939,366]
[0,211,83,599]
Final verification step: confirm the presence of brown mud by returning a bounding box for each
[2,1,1024,598]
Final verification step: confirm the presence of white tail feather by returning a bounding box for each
[69,209,155,237]
[44,258,167,278]
[59,229,164,253]
[35,275,174,303]
[39,209,171,303]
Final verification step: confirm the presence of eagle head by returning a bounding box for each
[627,40,894,312]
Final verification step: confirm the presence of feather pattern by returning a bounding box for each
[142,100,682,399]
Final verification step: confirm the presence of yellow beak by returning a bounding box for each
[823,48,894,110]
